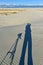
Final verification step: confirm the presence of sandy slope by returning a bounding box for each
[0,8,43,27]
[0,8,43,65]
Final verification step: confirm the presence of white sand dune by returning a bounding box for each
[0,8,43,65]
[0,8,43,27]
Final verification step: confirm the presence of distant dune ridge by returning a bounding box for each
[0,8,25,15]
[0,8,43,65]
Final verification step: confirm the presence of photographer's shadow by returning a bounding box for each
[19,23,33,65]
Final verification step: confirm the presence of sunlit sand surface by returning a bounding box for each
[0,8,43,65]
[0,8,43,27]
[0,8,25,15]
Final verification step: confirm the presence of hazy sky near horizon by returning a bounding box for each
[0,0,43,4]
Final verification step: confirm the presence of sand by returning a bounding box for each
[0,8,43,65]
[0,8,43,27]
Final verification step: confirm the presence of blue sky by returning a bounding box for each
[0,0,43,5]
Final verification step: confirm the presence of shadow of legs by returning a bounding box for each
[19,23,33,65]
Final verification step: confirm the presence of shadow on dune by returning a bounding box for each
[19,23,33,65]
[9,33,22,65]
[0,32,22,65]
[0,23,33,65]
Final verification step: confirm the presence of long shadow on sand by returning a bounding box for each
[19,23,33,65]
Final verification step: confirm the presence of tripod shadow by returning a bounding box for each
[19,23,33,65]
[10,33,22,65]
[0,33,22,65]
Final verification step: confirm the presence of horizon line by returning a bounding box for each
[0,3,43,5]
